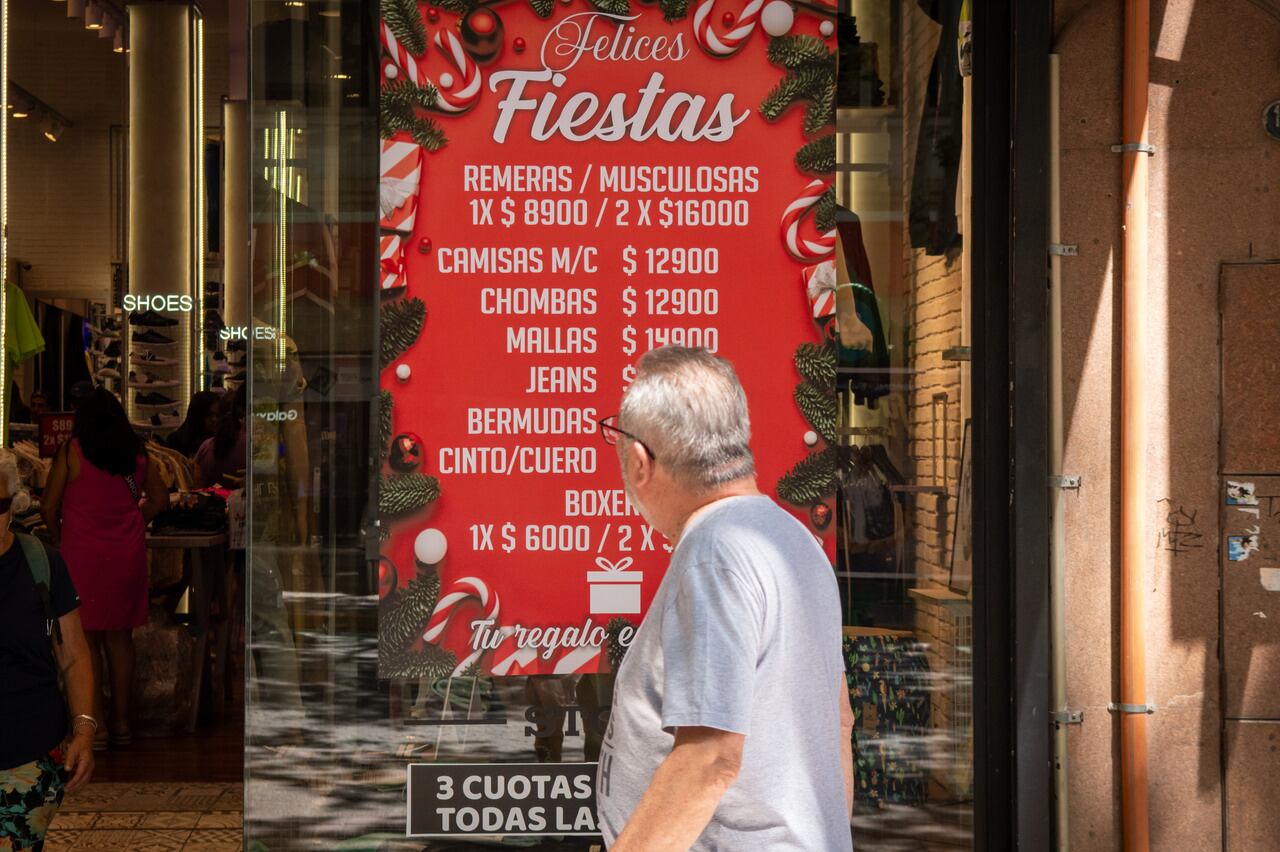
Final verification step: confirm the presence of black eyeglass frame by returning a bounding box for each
[597,415,658,462]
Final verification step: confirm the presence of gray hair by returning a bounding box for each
[0,450,30,513]
[619,346,755,491]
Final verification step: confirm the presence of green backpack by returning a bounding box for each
[19,533,62,645]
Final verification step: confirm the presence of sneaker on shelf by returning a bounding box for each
[129,370,177,388]
[136,391,178,406]
[96,364,122,380]
[103,340,122,358]
[149,410,181,427]
[132,329,176,346]
[130,351,178,366]
[129,309,180,328]
[103,317,122,333]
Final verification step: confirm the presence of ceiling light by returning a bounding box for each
[42,115,66,142]
[12,111,29,119]
[99,14,117,38]
[66,0,84,18]
[85,2,103,29]
[114,29,125,52]
[330,73,350,80]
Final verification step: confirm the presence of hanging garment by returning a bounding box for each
[908,0,965,256]
[835,211,892,407]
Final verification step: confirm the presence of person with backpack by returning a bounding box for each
[0,450,98,849]
[41,388,168,750]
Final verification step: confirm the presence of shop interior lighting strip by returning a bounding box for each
[195,13,204,390]
[276,109,288,370]
[1,0,9,444]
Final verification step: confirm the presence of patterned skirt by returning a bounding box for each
[0,749,67,851]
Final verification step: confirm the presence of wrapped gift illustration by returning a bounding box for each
[588,557,642,615]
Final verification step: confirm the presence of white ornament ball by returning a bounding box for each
[395,363,411,383]
[384,63,399,80]
[820,19,834,37]
[761,0,795,37]
[415,528,449,565]
[439,72,454,89]
[803,430,819,447]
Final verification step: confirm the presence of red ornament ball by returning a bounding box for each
[722,11,735,26]
[460,7,504,63]
[389,432,425,472]
[418,236,432,254]
[810,502,833,530]
[426,6,439,21]
[378,560,396,599]
[513,36,527,54]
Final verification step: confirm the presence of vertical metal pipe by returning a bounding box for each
[1048,53,1070,851]
[1120,1,1151,849]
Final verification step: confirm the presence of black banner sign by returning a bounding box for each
[407,762,599,838]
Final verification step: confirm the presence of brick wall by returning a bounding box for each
[901,1,968,799]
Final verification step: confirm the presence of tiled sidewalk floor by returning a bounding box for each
[44,783,242,852]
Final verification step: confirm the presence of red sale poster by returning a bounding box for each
[377,0,837,679]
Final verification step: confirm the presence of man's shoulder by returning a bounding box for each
[680,497,824,574]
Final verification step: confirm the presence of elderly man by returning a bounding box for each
[595,346,854,851]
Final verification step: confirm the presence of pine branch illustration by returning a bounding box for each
[383,79,438,114]
[382,644,458,680]
[767,35,832,69]
[380,297,426,369]
[606,617,635,670]
[760,65,832,124]
[658,0,690,21]
[528,0,555,16]
[380,473,441,516]
[431,0,480,14]
[796,134,836,174]
[795,381,837,443]
[777,448,838,505]
[381,570,442,650]
[804,80,836,136]
[381,0,427,55]
[379,389,393,457]
[590,0,629,14]
[795,341,837,387]
[814,184,837,233]
[380,99,448,150]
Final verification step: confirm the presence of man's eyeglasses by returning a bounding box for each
[598,415,657,462]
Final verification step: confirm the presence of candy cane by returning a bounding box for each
[692,0,765,57]
[427,30,482,114]
[380,23,422,86]
[781,179,836,262]
[423,577,499,644]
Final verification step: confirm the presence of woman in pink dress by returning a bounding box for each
[42,388,168,747]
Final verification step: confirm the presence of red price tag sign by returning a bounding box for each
[39,412,75,458]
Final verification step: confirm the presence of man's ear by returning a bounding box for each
[625,439,653,487]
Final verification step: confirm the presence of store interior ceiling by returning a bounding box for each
[9,0,231,299]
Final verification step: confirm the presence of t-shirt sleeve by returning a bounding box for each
[659,562,764,736]
[48,549,80,618]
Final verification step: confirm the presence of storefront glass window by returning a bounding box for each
[245,0,976,848]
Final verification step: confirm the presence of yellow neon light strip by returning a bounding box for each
[195,14,205,390]
[1,0,9,445]
[276,110,288,370]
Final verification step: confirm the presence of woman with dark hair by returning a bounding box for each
[195,384,247,489]
[164,390,219,457]
[41,388,167,748]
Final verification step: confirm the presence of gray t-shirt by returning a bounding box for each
[596,495,851,851]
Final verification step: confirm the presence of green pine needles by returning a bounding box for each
[760,36,836,137]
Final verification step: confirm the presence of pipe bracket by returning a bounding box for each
[1049,475,1081,490]
[1107,702,1156,715]
[1052,710,1084,725]
[1110,142,1156,155]
[1049,243,1078,257]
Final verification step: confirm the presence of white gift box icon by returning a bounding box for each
[588,557,642,615]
